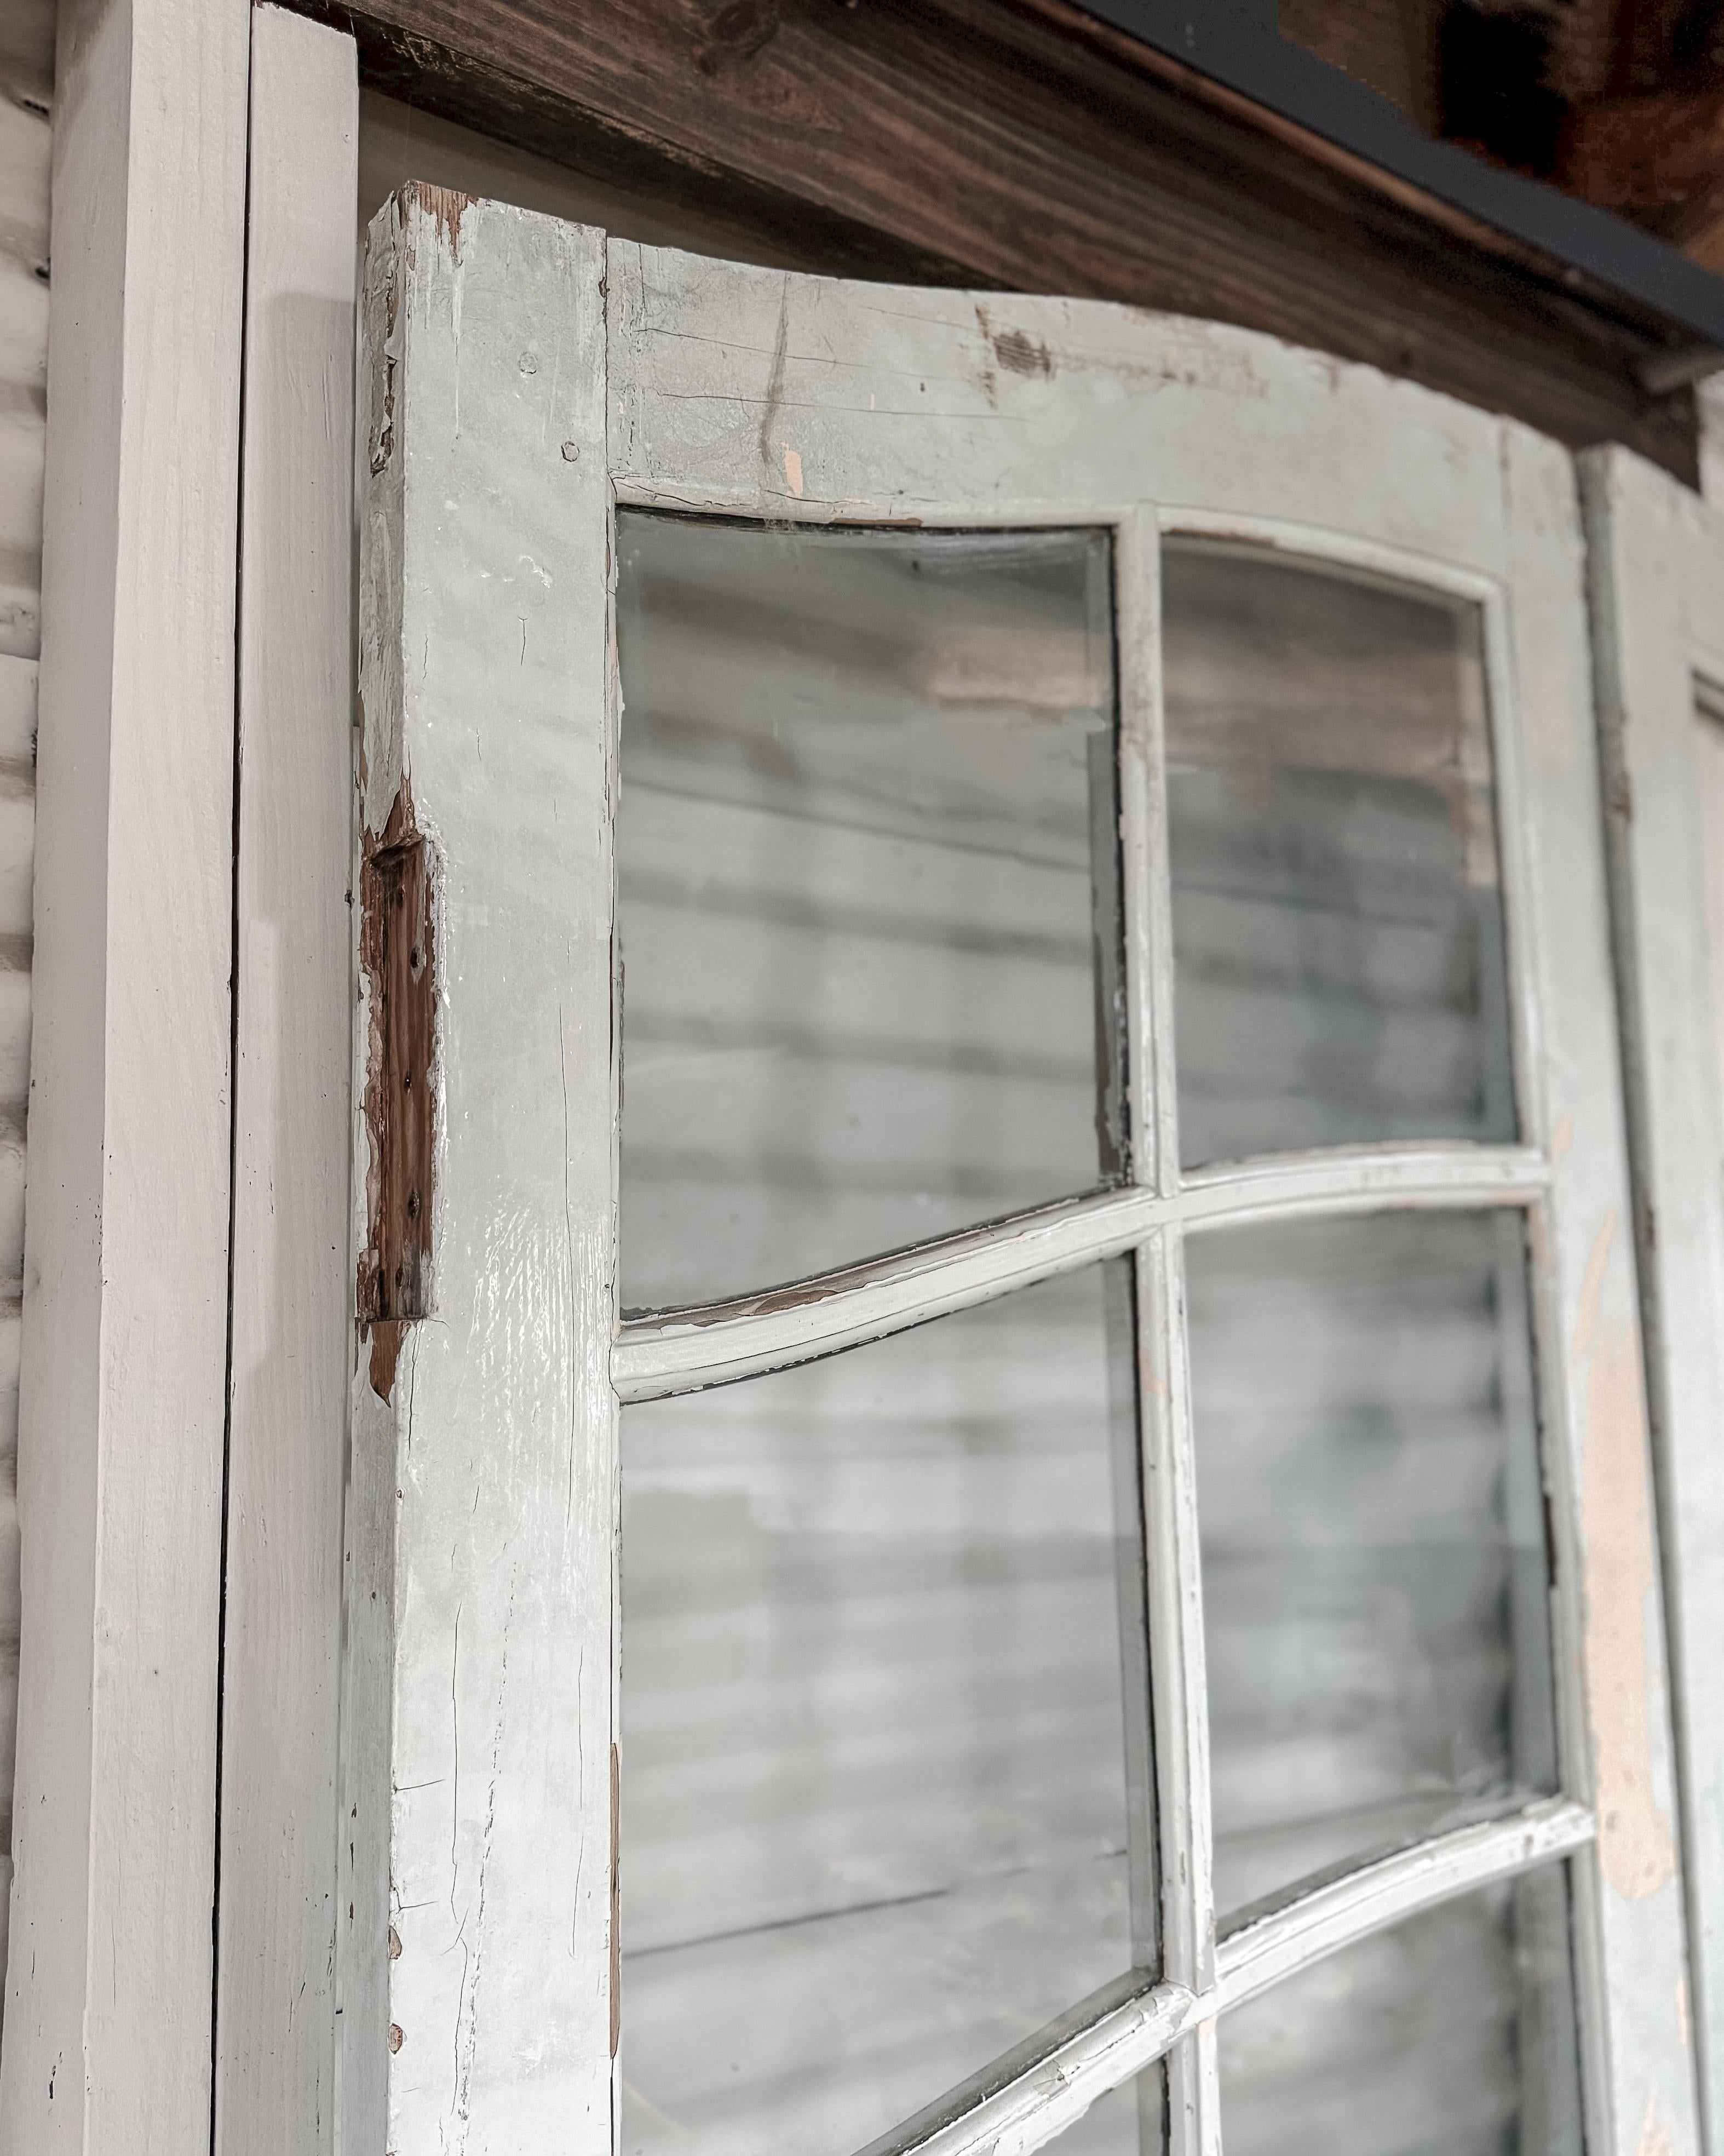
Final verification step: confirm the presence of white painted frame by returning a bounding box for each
[1583,443,1724,2156]
[354,198,1700,2156]
[216,13,358,2153]
[0,0,251,2147]
[0,8,363,2145]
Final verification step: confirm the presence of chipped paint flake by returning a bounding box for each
[783,446,804,499]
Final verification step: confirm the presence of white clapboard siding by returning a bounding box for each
[0,0,50,2002]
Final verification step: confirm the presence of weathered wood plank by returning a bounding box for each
[612,1150,1550,1399]
[348,188,618,2153]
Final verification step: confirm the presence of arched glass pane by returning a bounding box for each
[618,513,1123,1311]
[1164,541,1515,1167]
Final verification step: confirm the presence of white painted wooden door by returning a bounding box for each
[1583,445,1724,2156]
[346,188,1700,2156]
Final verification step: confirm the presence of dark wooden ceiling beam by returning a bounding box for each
[293,0,1699,481]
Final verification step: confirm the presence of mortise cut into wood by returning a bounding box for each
[357,789,436,1398]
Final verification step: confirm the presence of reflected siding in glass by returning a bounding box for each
[1186,1210,1557,1920]
[616,514,1122,1312]
[1162,541,1515,1167]
[618,1263,1146,2156]
[1219,1868,1584,2156]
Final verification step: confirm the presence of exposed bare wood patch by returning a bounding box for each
[415,178,472,260]
[357,783,436,1400]
[1573,1206,1679,1901]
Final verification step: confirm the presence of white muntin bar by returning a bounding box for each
[869,1980,1200,2156]
[612,1144,1550,1401]
[1214,1796,1596,2016]
[857,1797,1594,2156]
[1136,1229,1220,2156]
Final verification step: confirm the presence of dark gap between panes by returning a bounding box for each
[616,512,1124,1314]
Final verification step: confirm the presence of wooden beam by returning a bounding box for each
[292,0,1702,483]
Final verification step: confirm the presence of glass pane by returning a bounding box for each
[1187,1209,1556,1919]
[617,514,1122,1311]
[619,1262,1148,2155]
[1163,541,1515,1167]
[1218,1866,1584,2156]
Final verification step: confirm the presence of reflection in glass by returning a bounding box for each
[617,514,1122,1311]
[1163,541,1515,1166]
[1186,1210,1556,1919]
[1218,1867,1584,2156]
[619,1263,1147,2156]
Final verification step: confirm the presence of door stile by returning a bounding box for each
[346,190,620,2156]
[1581,444,1724,2156]
[1499,429,1699,2156]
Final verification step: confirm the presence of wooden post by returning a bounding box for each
[0,0,250,2145]
[215,13,358,2152]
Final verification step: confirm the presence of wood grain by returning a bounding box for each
[350,189,619,2154]
[292,0,1700,479]
[357,808,435,1385]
